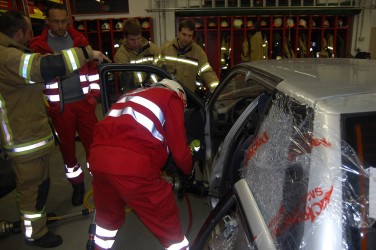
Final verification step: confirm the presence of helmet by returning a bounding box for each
[77,24,85,31]
[286,18,295,27]
[101,22,110,31]
[142,21,150,29]
[299,19,307,28]
[233,18,243,29]
[273,17,282,27]
[153,79,187,106]
[246,20,254,28]
[337,18,343,27]
[208,21,217,28]
[311,20,316,28]
[195,21,202,28]
[115,22,123,30]
[324,19,330,28]
[220,20,229,28]
[260,20,268,27]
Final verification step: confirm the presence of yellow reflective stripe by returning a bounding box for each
[0,95,13,145]
[62,49,80,72]
[210,81,219,88]
[19,53,36,81]
[165,56,198,66]
[4,133,54,156]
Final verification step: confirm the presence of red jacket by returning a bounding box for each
[88,87,193,178]
[30,27,100,112]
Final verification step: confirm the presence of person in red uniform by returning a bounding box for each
[30,3,100,206]
[88,79,193,250]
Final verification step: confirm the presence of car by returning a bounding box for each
[190,58,376,249]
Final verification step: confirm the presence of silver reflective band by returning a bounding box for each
[117,95,165,126]
[130,57,154,64]
[7,135,54,153]
[66,49,78,70]
[45,82,59,89]
[23,213,43,219]
[46,94,60,102]
[90,83,100,90]
[199,63,211,74]
[65,164,83,179]
[0,98,11,144]
[82,86,89,94]
[136,72,143,82]
[96,225,118,237]
[94,236,115,249]
[88,74,99,81]
[108,107,164,142]
[165,236,189,250]
[24,220,32,238]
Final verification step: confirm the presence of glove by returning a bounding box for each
[189,139,201,161]
[178,168,195,199]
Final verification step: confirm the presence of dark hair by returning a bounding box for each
[123,19,142,37]
[45,3,67,18]
[178,19,195,32]
[0,10,28,38]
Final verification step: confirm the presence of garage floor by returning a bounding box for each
[0,105,211,250]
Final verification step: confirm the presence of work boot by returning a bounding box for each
[25,231,63,248]
[72,182,85,206]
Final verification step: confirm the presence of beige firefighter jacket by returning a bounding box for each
[114,37,160,85]
[159,38,219,92]
[241,31,268,62]
[0,32,93,162]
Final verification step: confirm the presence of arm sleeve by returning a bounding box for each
[18,46,93,83]
[198,48,219,89]
[164,95,193,175]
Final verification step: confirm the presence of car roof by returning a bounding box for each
[246,58,376,112]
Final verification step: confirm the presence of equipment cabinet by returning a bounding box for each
[73,17,153,62]
[177,14,352,77]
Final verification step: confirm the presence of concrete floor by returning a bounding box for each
[0,105,211,250]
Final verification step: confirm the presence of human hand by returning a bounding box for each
[92,50,112,65]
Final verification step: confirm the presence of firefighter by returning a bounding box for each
[88,79,194,250]
[241,30,268,62]
[114,18,160,90]
[159,19,219,92]
[30,3,100,207]
[0,11,108,248]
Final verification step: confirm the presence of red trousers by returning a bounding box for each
[49,99,97,184]
[91,171,185,248]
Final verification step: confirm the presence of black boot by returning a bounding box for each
[72,182,85,206]
[25,231,63,248]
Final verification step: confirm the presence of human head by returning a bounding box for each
[123,19,142,50]
[45,3,69,37]
[178,19,195,47]
[152,79,187,107]
[0,10,31,45]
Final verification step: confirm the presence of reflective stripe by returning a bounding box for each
[88,74,99,81]
[117,96,165,126]
[96,225,118,237]
[45,82,59,89]
[165,56,198,66]
[130,57,154,64]
[90,83,100,90]
[20,54,36,80]
[4,134,54,153]
[209,81,219,88]
[62,49,80,72]
[94,236,115,249]
[80,75,87,82]
[65,164,83,179]
[0,96,12,144]
[108,107,164,142]
[82,86,89,94]
[23,213,43,219]
[46,94,60,102]
[24,220,32,237]
[198,63,212,75]
[166,236,189,250]
[136,72,143,82]
[94,225,118,249]
[151,74,158,83]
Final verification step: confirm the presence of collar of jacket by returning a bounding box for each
[173,38,193,56]
[0,32,31,52]
[29,26,89,53]
[124,36,150,55]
